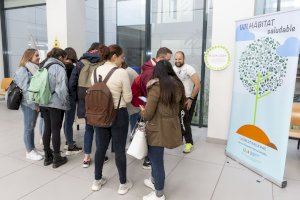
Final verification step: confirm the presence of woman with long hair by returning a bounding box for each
[63,47,83,155]
[40,48,69,168]
[90,44,133,195]
[140,60,186,200]
[14,48,43,160]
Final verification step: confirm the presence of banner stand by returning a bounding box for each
[226,150,287,188]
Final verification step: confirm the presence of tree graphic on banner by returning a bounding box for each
[236,37,288,150]
[239,37,288,125]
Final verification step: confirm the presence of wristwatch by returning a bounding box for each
[188,97,194,100]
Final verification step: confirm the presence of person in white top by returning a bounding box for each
[90,44,133,195]
[173,51,200,153]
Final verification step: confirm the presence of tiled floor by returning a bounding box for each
[0,101,300,200]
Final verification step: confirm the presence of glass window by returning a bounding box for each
[255,0,278,15]
[4,0,45,9]
[5,5,48,76]
[280,0,300,10]
[117,0,146,67]
[152,0,206,125]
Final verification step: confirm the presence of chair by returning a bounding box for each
[0,78,13,97]
[289,103,300,149]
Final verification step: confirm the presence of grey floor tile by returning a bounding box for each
[284,141,300,181]
[66,155,118,182]
[20,174,91,200]
[33,152,83,173]
[212,166,273,200]
[85,187,140,200]
[273,179,300,200]
[164,158,223,200]
[0,164,61,200]
[185,141,226,165]
[103,154,183,199]
[224,156,248,170]
[0,156,31,178]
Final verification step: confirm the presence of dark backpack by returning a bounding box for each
[85,67,121,127]
[7,81,23,110]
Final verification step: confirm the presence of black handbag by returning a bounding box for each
[7,81,23,110]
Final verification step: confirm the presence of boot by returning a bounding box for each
[44,149,53,166]
[53,152,68,168]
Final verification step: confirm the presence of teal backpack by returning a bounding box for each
[28,62,62,105]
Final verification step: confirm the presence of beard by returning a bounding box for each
[175,62,184,68]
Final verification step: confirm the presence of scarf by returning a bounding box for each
[25,62,39,75]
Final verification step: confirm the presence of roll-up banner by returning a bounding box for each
[226,9,300,188]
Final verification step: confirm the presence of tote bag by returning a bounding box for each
[127,121,148,159]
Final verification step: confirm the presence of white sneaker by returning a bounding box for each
[144,178,155,190]
[143,191,166,200]
[26,150,43,161]
[64,144,68,150]
[91,177,107,191]
[118,180,133,195]
[34,148,44,156]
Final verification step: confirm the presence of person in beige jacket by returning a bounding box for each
[90,45,133,195]
[140,60,186,200]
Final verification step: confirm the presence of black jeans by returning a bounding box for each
[180,97,197,145]
[42,107,65,153]
[94,108,129,184]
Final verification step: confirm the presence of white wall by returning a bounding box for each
[207,0,255,142]
[46,0,86,56]
[104,0,116,45]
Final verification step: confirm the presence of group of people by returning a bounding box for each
[13,43,200,200]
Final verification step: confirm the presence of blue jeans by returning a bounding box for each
[63,98,76,147]
[129,112,140,132]
[94,108,129,184]
[148,146,165,191]
[84,121,94,154]
[21,104,38,152]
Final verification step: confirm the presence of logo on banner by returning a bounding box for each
[204,45,231,71]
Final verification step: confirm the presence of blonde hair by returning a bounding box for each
[19,48,38,67]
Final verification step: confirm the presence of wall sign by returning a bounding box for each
[204,45,231,71]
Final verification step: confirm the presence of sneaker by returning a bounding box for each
[104,156,109,164]
[63,141,68,150]
[118,180,133,195]
[63,141,76,150]
[183,143,193,154]
[143,160,151,170]
[143,191,166,200]
[144,178,155,190]
[82,159,91,168]
[91,177,107,191]
[66,144,83,156]
[26,150,43,161]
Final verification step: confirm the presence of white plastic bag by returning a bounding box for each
[127,121,148,160]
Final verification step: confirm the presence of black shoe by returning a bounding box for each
[104,156,109,164]
[66,144,83,156]
[142,159,151,170]
[53,153,68,168]
[44,149,53,166]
